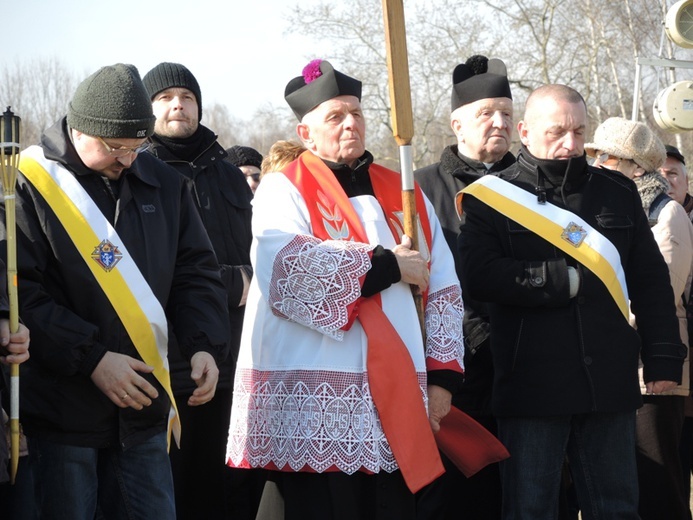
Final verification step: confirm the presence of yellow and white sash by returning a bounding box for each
[19,146,181,446]
[456,175,629,319]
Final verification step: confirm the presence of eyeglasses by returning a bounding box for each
[597,152,643,174]
[97,136,149,157]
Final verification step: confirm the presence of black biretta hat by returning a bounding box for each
[451,55,512,112]
[285,59,362,121]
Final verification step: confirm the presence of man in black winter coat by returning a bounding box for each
[143,62,261,520]
[414,55,513,520]
[9,63,229,520]
[457,84,686,519]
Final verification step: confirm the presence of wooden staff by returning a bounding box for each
[381,0,425,337]
[0,107,21,484]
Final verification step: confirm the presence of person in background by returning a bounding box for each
[142,62,260,520]
[660,144,693,221]
[588,117,693,520]
[227,59,464,519]
[260,140,305,178]
[457,84,686,520]
[226,145,263,194]
[414,54,513,520]
[9,63,229,520]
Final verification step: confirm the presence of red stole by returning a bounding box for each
[282,151,442,493]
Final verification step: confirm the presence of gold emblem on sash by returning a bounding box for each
[91,239,123,271]
[561,222,587,247]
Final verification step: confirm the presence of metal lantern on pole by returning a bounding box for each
[0,106,21,484]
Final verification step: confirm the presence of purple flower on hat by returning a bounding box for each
[303,59,323,84]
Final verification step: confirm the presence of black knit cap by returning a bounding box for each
[225,145,263,169]
[142,62,203,120]
[665,144,686,165]
[285,59,362,121]
[451,55,512,112]
[67,63,155,139]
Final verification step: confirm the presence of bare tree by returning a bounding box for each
[0,57,81,148]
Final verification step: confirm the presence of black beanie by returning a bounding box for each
[451,55,512,112]
[285,59,361,121]
[67,63,155,139]
[225,145,263,169]
[142,62,203,120]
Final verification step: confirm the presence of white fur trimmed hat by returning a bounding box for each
[585,117,666,173]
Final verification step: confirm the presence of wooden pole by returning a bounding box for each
[1,107,20,485]
[381,0,425,337]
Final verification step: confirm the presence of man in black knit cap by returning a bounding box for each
[9,63,229,519]
[414,55,513,520]
[226,145,263,193]
[142,62,260,520]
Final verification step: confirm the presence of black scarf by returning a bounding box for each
[151,125,215,162]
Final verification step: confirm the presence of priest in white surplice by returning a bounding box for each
[226,59,464,519]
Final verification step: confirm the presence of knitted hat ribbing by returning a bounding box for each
[67,63,155,139]
[225,145,263,169]
[142,62,203,120]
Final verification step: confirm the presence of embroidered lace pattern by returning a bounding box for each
[425,285,464,368]
[227,369,428,474]
[269,236,373,340]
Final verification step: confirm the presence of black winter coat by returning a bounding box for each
[8,118,230,449]
[147,130,252,394]
[415,145,515,416]
[458,148,686,417]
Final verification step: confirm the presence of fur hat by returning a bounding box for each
[451,55,512,112]
[67,63,155,139]
[142,62,203,120]
[585,117,666,173]
[225,145,263,169]
[665,144,686,166]
[285,59,361,121]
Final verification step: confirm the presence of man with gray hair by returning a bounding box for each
[660,145,693,221]
[415,54,513,520]
[227,58,465,518]
[8,63,230,519]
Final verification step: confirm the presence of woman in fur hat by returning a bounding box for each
[587,117,693,520]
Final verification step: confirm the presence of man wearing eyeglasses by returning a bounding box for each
[142,62,257,520]
[6,63,230,519]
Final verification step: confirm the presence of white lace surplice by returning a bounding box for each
[227,173,464,474]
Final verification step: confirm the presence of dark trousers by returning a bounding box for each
[275,470,415,520]
[416,413,501,520]
[679,415,693,503]
[636,395,692,520]
[170,387,266,520]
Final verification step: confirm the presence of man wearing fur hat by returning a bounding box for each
[587,118,693,520]
[415,55,513,520]
[227,59,464,518]
[7,63,230,519]
[142,62,258,520]
[457,85,685,519]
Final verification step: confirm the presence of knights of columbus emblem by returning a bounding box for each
[91,239,123,272]
[561,222,587,247]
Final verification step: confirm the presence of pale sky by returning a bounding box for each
[4,0,325,120]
